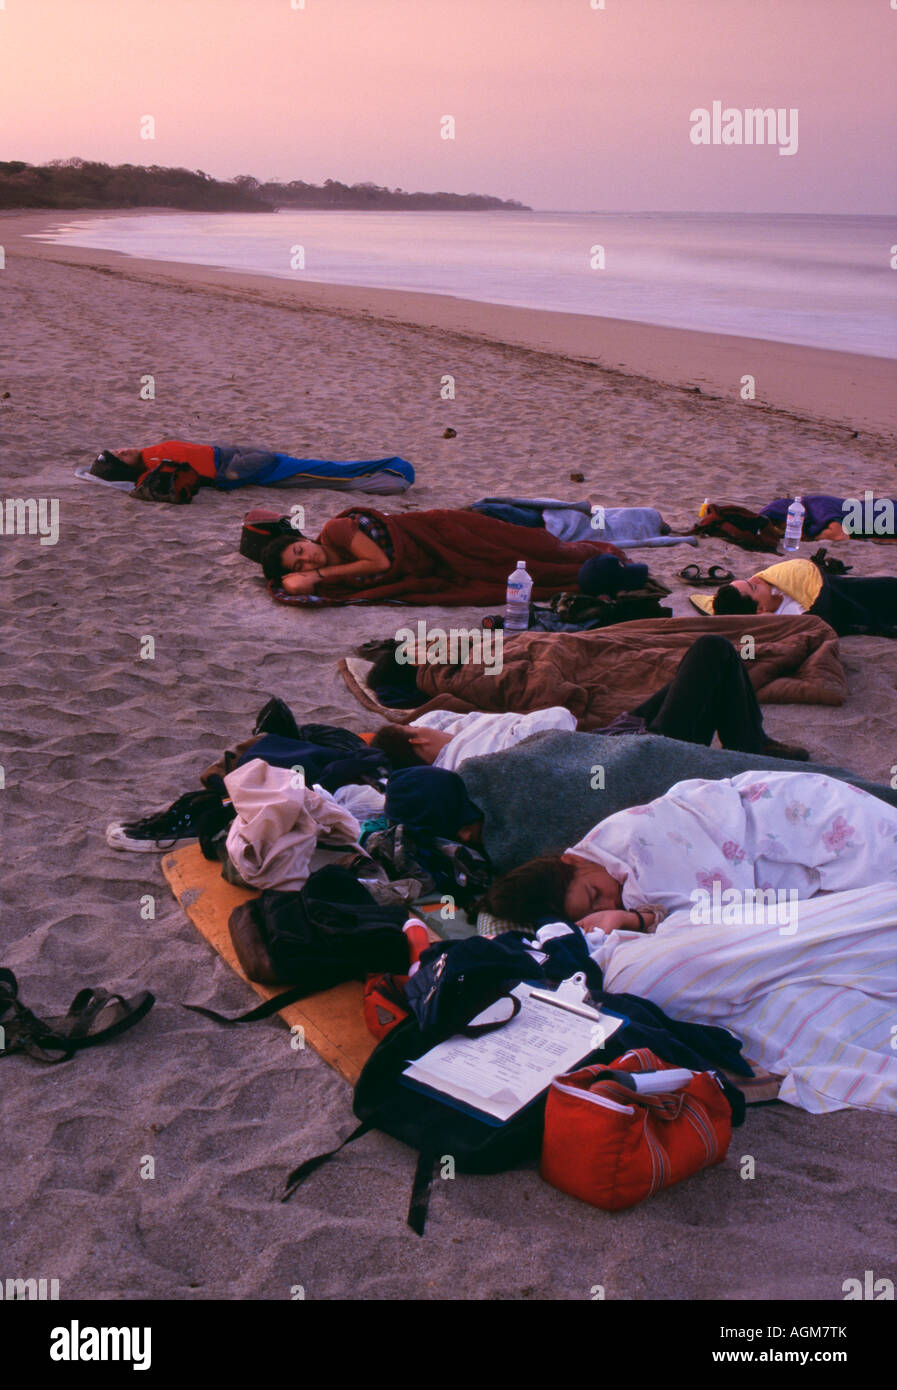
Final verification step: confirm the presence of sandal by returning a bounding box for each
[678,564,734,587]
[0,968,155,1064]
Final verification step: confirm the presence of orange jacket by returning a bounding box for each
[139,440,217,480]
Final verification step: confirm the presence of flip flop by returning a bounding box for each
[678,564,734,587]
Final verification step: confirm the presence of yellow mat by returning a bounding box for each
[162,843,375,1084]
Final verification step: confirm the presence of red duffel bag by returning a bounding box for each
[540,1047,733,1210]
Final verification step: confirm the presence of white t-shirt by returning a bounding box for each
[771,588,805,616]
[412,706,578,771]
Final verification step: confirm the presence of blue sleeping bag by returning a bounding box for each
[214,446,414,494]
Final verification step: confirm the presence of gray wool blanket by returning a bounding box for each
[460,731,897,873]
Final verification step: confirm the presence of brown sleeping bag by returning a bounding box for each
[406,615,846,726]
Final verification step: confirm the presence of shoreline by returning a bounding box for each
[4,208,895,437]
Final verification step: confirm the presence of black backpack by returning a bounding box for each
[239,510,299,562]
[281,1013,627,1234]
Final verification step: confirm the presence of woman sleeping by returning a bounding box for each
[258,507,626,606]
[482,770,897,1113]
[482,769,897,934]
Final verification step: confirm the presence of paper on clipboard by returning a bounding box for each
[401,981,624,1124]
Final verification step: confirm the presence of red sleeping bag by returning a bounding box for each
[274,507,627,607]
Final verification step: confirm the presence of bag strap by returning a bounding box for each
[407,1151,437,1237]
[281,1125,438,1238]
[183,984,310,1026]
[282,1121,372,1201]
[459,992,522,1038]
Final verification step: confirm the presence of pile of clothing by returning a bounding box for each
[141,694,897,1230]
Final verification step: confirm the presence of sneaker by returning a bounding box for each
[106,790,219,852]
[252,696,300,740]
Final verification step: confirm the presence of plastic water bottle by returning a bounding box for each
[783,496,805,552]
[504,560,533,634]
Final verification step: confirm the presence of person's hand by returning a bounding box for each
[576,909,642,935]
[282,570,319,595]
[408,727,454,763]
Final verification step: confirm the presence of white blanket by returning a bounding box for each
[569,770,897,922]
[588,882,897,1113]
[571,772,897,1113]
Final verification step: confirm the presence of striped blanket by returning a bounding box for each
[589,881,897,1114]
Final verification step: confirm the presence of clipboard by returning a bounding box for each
[401,974,627,1125]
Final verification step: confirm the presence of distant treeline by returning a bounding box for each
[257,176,530,211]
[0,160,272,211]
[0,159,530,213]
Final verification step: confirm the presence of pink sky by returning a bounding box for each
[0,0,894,212]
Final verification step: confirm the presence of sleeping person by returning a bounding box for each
[710,557,897,637]
[760,493,897,542]
[91,442,413,494]
[371,635,809,765]
[374,707,579,771]
[480,770,897,934]
[262,513,396,594]
[257,506,626,606]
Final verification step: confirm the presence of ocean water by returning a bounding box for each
[31,210,897,359]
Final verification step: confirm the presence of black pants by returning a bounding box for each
[810,575,897,637]
[630,634,769,752]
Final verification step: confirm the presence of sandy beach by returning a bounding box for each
[1,209,895,1301]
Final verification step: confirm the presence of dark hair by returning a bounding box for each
[713,583,757,615]
[92,450,140,481]
[370,724,428,770]
[367,643,424,708]
[260,534,302,584]
[480,854,577,927]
